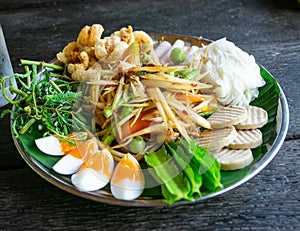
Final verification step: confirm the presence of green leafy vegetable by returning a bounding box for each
[145,145,192,204]
[180,138,223,192]
[0,60,86,139]
[145,138,222,204]
[18,124,60,168]
[167,141,202,198]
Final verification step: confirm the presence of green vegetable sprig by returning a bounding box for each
[0,60,86,139]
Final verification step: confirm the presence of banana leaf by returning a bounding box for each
[18,126,60,169]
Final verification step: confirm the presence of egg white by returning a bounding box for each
[35,136,64,156]
[71,148,115,192]
[111,178,144,200]
[71,168,111,192]
[52,154,83,175]
[110,154,145,200]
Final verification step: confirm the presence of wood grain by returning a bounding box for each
[0,140,298,230]
[0,0,299,230]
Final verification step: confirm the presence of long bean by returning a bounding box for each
[0,79,26,104]
[19,118,36,134]
[20,59,64,71]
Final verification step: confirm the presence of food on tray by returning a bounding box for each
[207,105,248,129]
[71,148,114,192]
[198,126,238,150]
[228,129,263,150]
[35,132,88,156]
[235,105,268,129]
[52,138,99,175]
[211,148,254,171]
[0,23,273,204]
[198,38,266,106]
[110,153,145,200]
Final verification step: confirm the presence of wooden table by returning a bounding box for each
[1,0,299,230]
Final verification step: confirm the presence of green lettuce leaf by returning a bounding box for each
[144,138,223,204]
[144,145,193,204]
[166,141,202,198]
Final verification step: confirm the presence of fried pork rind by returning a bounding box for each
[57,24,153,81]
[56,41,79,64]
[113,25,135,44]
[94,26,134,63]
[77,24,104,47]
[133,31,153,53]
[57,24,105,80]
[57,24,104,65]
[95,36,129,63]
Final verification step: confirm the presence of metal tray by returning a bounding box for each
[12,34,289,207]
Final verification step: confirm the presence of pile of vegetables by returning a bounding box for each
[0,60,86,138]
[0,59,224,204]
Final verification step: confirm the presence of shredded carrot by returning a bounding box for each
[175,92,207,103]
[121,109,155,139]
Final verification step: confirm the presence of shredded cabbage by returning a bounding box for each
[198,38,265,106]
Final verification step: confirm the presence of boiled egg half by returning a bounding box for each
[35,132,87,156]
[110,153,145,200]
[52,138,98,175]
[71,148,114,191]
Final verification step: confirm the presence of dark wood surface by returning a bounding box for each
[1,0,299,230]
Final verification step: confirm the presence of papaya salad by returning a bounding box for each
[1,24,271,204]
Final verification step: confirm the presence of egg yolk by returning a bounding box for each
[59,132,87,154]
[111,154,142,184]
[80,150,112,179]
[66,138,98,160]
[60,140,80,154]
